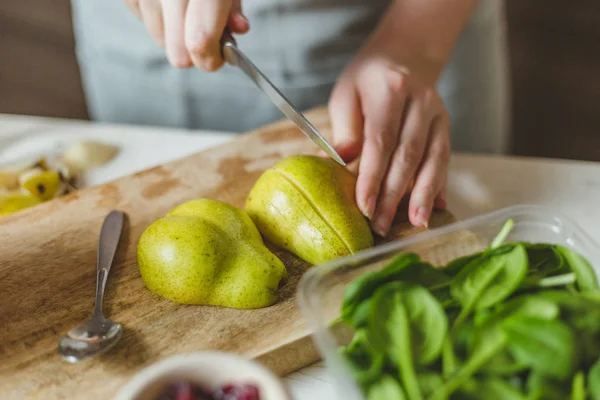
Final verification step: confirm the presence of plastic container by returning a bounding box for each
[297,204,600,400]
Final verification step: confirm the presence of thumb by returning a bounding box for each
[328,80,364,163]
[228,0,249,34]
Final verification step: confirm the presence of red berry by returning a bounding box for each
[173,382,194,400]
[213,383,260,400]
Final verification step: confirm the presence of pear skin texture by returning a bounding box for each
[137,199,287,309]
[245,155,374,265]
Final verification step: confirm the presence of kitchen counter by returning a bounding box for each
[2,113,600,399]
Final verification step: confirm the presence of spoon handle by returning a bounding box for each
[94,210,125,317]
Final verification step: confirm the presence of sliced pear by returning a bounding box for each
[19,168,65,201]
[0,193,42,216]
[246,155,374,265]
[0,170,19,190]
[61,140,119,172]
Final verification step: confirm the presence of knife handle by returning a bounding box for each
[221,29,239,66]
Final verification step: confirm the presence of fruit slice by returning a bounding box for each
[246,155,373,265]
[0,193,42,216]
[0,170,19,190]
[19,169,65,201]
[61,140,119,172]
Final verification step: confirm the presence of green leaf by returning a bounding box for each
[369,282,447,400]
[429,326,507,399]
[501,315,575,380]
[525,243,566,275]
[417,372,443,397]
[370,282,448,365]
[347,298,372,328]
[443,253,481,277]
[451,244,528,328]
[556,245,600,292]
[339,329,385,386]
[526,372,571,400]
[589,359,600,400]
[459,378,527,400]
[342,253,450,327]
[570,371,585,400]
[367,375,406,400]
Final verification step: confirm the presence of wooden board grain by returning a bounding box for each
[0,106,456,399]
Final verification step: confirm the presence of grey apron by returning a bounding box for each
[71,0,509,154]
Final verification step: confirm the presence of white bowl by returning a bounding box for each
[114,351,292,400]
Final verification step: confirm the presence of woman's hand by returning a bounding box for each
[123,0,249,70]
[329,55,450,236]
[328,0,476,236]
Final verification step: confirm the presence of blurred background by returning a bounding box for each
[1,0,599,161]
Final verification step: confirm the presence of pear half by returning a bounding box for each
[246,155,373,265]
[137,199,287,309]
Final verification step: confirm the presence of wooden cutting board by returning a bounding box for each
[0,106,456,399]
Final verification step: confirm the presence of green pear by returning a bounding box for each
[137,199,287,309]
[245,155,373,265]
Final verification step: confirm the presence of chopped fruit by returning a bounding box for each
[0,170,19,190]
[19,169,65,201]
[0,193,42,216]
[155,382,261,400]
[61,140,119,172]
[214,384,260,400]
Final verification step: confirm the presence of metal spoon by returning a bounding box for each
[58,210,125,363]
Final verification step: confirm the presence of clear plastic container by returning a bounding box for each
[297,204,600,400]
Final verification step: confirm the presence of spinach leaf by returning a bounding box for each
[346,298,372,328]
[458,378,527,400]
[526,372,571,400]
[525,243,566,275]
[417,372,443,397]
[367,374,406,400]
[475,294,560,327]
[451,244,528,328]
[370,294,422,400]
[589,359,600,400]
[368,282,447,400]
[339,329,385,386]
[342,253,450,327]
[370,282,448,365]
[342,252,420,323]
[443,253,481,277]
[501,315,576,380]
[442,337,459,378]
[556,245,600,292]
[430,326,507,399]
[570,371,585,400]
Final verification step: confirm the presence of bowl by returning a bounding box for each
[297,204,600,400]
[114,351,292,400]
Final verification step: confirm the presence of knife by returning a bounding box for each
[220,31,346,166]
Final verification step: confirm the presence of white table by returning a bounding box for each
[2,113,600,399]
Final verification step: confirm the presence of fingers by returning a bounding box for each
[328,75,364,163]
[371,94,430,236]
[228,0,250,34]
[434,172,448,210]
[139,0,165,47]
[124,0,142,19]
[355,65,409,220]
[185,0,233,71]
[162,0,193,68]
[408,112,451,228]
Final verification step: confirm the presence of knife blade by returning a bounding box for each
[221,31,346,167]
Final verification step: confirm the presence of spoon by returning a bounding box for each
[58,210,125,363]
